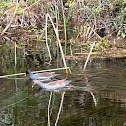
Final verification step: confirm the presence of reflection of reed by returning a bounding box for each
[48,92,52,126]
[68,86,97,106]
[84,75,97,106]
[55,92,65,126]
[69,75,97,106]
[47,91,65,126]
[90,91,97,106]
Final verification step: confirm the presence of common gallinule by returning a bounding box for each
[32,79,72,90]
[25,70,59,80]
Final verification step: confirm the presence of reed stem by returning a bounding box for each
[0,67,71,78]
[61,0,67,54]
[82,42,95,73]
[15,42,17,66]
[46,13,68,74]
[46,14,52,62]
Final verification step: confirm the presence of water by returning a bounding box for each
[0,56,126,126]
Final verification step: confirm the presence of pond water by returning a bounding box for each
[0,40,126,126]
[0,55,126,126]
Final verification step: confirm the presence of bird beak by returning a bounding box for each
[32,83,36,88]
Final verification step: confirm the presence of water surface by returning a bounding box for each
[0,57,126,126]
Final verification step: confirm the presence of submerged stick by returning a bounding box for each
[0,67,71,78]
[82,42,95,73]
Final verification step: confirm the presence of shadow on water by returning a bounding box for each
[0,43,126,126]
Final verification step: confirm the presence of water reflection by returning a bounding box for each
[0,57,126,125]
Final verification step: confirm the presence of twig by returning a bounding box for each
[1,0,19,35]
[87,24,103,40]
[82,42,95,73]
[19,0,41,12]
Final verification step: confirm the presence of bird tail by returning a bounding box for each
[65,80,72,84]
[50,74,60,78]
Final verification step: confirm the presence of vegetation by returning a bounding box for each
[0,0,126,57]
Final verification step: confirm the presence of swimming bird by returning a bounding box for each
[32,79,72,90]
[25,70,59,80]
